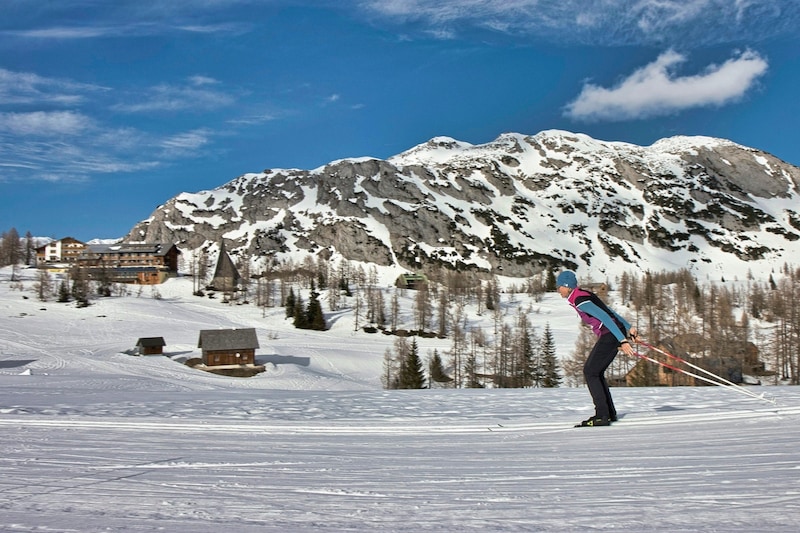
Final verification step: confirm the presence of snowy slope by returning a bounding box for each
[2,267,800,531]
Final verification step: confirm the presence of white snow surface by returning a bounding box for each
[1,268,799,532]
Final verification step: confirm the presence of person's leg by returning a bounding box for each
[583,334,619,420]
[601,374,617,421]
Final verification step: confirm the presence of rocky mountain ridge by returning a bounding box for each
[126,130,800,280]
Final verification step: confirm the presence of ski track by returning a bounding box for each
[2,397,800,533]
[4,273,800,531]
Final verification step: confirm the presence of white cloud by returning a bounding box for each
[0,68,105,105]
[5,26,115,39]
[0,132,160,183]
[189,75,220,86]
[160,129,212,157]
[226,113,279,125]
[0,111,93,135]
[563,49,768,121]
[360,0,799,45]
[115,83,234,113]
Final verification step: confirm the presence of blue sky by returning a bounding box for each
[1,0,799,241]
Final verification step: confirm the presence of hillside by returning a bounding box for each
[126,130,800,281]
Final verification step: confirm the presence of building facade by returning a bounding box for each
[36,237,87,264]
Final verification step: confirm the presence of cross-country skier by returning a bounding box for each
[556,270,637,427]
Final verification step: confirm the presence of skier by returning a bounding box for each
[556,270,637,427]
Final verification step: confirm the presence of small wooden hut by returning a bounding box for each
[136,337,166,356]
[198,328,259,366]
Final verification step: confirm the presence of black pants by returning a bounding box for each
[583,333,619,419]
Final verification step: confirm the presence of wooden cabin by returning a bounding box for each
[136,337,166,356]
[198,328,259,366]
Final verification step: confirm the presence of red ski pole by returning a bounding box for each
[633,338,775,404]
[627,350,733,388]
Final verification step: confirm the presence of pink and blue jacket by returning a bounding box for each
[566,287,631,342]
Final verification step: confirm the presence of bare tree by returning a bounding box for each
[34,269,53,302]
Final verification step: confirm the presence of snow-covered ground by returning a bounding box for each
[1,268,799,532]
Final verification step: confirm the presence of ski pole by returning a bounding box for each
[635,338,775,404]
[627,350,738,389]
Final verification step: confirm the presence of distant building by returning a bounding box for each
[36,237,87,265]
[210,242,241,292]
[36,239,181,284]
[395,272,428,291]
[198,328,259,366]
[78,242,181,284]
[136,337,166,356]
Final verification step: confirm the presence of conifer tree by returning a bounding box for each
[285,287,296,318]
[57,280,71,303]
[545,269,557,292]
[71,268,90,307]
[399,338,426,389]
[306,284,327,330]
[292,294,308,328]
[428,349,452,387]
[540,323,561,388]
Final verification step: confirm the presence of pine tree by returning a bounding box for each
[306,285,327,330]
[399,338,426,389]
[285,288,296,318]
[71,268,90,308]
[428,349,452,387]
[485,278,498,311]
[292,295,308,328]
[540,323,561,388]
[57,280,71,303]
[545,269,557,292]
[518,322,535,387]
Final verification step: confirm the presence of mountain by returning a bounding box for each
[126,130,800,280]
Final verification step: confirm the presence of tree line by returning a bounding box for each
[8,230,799,387]
[611,266,800,385]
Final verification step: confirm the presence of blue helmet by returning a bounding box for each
[556,270,578,289]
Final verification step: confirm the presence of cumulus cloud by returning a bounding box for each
[563,49,768,121]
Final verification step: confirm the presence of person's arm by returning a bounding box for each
[575,300,627,341]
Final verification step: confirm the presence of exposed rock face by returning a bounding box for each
[126,130,800,278]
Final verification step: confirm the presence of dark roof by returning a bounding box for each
[136,337,166,347]
[35,236,86,252]
[198,328,260,351]
[212,242,241,285]
[85,242,179,257]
